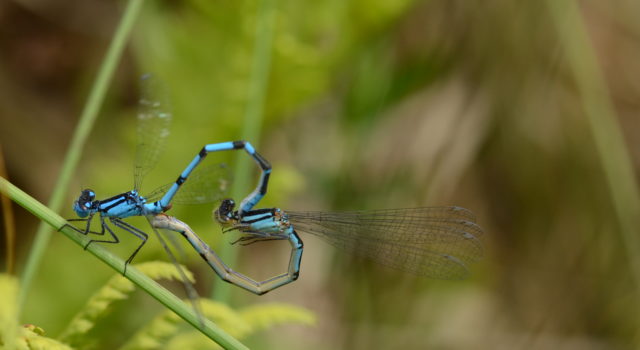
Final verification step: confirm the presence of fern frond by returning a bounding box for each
[0,274,74,350]
[238,302,316,333]
[120,299,249,350]
[59,261,195,348]
[119,307,183,350]
[200,300,251,338]
[17,326,74,350]
[0,274,20,350]
[147,300,251,350]
[122,300,316,350]
[164,330,223,350]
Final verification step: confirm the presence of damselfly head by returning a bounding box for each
[215,198,237,224]
[73,189,97,218]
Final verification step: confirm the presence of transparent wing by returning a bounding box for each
[145,163,231,205]
[134,74,172,191]
[287,207,483,279]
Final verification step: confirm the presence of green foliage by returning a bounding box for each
[122,300,316,350]
[0,264,315,350]
[238,302,316,335]
[0,274,73,350]
[55,262,314,350]
[119,307,197,350]
[121,301,243,350]
[11,328,74,350]
[0,273,19,350]
[0,179,248,348]
[6,0,640,348]
[58,262,195,348]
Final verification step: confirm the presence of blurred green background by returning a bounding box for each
[2,0,640,349]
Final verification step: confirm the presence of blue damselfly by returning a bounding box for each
[153,148,484,295]
[64,76,271,320]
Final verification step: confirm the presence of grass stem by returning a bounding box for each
[212,0,277,302]
[546,0,640,331]
[0,177,248,350]
[18,0,145,317]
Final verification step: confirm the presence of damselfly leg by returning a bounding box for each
[65,216,121,249]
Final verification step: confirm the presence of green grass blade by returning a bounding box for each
[546,0,640,289]
[19,0,146,317]
[0,177,248,350]
[212,0,277,302]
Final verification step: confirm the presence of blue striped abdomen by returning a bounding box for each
[241,209,294,236]
[97,191,156,218]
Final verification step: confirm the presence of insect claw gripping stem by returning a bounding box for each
[111,218,149,275]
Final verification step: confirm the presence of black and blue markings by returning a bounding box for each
[68,140,268,267]
[67,78,483,298]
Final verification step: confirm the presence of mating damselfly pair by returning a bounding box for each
[67,75,484,299]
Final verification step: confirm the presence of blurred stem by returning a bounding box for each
[0,144,16,275]
[0,177,248,350]
[547,2,640,289]
[212,0,277,302]
[18,0,145,318]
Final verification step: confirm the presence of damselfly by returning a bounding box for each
[65,76,271,291]
[153,148,484,295]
